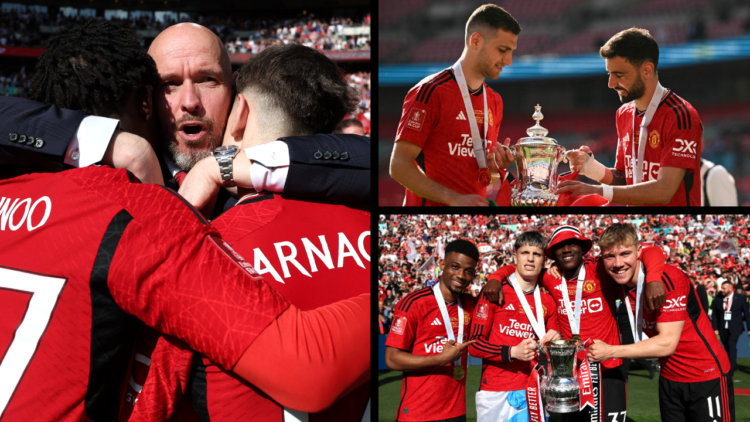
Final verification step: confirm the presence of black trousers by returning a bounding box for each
[721,334,739,376]
[659,375,735,422]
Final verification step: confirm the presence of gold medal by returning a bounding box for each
[453,366,465,380]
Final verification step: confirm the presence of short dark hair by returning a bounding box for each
[465,4,521,44]
[235,44,358,135]
[444,239,479,263]
[723,281,735,289]
[29,18,158,117]
[514,231,547,253]
[599,27,660,70]
[334,118,363,134]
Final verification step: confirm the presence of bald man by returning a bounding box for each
[1,22,369,204]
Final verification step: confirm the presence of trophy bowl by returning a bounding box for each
[510,105,567,207]
[537,339,581,413]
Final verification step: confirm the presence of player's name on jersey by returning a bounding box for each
[0,196,52,232]
[252,230,370,283]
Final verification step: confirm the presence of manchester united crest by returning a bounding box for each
[648,130,660,149]
[583,279,596,292]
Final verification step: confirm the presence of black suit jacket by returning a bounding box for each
[711,292,750,339]
[0,96,369,202]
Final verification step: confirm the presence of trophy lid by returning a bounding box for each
[517,104,559,145]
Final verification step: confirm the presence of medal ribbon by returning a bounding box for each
[576,338,596,410]
[527,364,545,422]
[508,273,545,340]
[560,266,586,336]
[623,261,646,343]
[632,82,665,183]
[452,61,489,170]
[433,283,464,367]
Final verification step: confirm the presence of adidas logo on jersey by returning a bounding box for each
[431,318,442,326]
[456,111,467,120]
[505,304,515,311]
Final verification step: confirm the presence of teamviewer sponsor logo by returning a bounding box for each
[424,336,449,353]
[672,139,697,159]
[498,318,534,338]
[557,298,603,315]
[448,134,491,158]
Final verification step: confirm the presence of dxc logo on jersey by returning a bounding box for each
[0,196,51,232]
[557,298,603,315]
[672,139,697,159]
[664,296,687,311]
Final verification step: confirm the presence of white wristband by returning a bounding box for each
[602,184,614,202]
[580,153,607,182]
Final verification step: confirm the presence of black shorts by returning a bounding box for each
[659,375,735,422]
[419,416,466,422]
[561,364,627,422]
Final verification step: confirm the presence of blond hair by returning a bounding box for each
[598,223,639,253]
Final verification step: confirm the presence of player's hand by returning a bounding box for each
[436,340,476,366]
[178,156,221,216]
[644,281,667,313]
[511,338,537,361]
[104,130,164,185]
[491,138,515,171]
[540,330,562,344]
[566,146,592,172]
[547,264,561,279]
[554,180,602,197]
[586,339,612,362]
[448,193,489,207]
[482,278,504,306]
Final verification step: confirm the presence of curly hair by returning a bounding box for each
[444,239,480,263]
[235,43,358,136]
[28,18,158,117]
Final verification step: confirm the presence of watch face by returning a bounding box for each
[215,145,238,154]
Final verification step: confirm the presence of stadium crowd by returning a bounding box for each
[378,214,750,333]
[0,9,370,50]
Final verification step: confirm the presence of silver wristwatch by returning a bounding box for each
[212,145,239,187]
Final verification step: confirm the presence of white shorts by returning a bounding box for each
[476,389,529,422]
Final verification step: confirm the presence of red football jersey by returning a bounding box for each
[468,282,560,391]
[385,287,478,421]
[487,246,667,370]
[614,89,703,206]
[0,167,288,421]
[395,68,503,206]
[620,264,730,382]
[128,193,370,422]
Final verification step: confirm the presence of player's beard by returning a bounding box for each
[163,116,222,171]
[616,74,646,104]
[476,49,501,80]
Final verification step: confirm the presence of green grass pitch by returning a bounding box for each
[379,359,750,422]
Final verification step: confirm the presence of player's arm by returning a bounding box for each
[566,147,627,186]
[389,140,488,207]
[467,292,511,361]
[587,320,683,361]
[641,246,667,312]
[385,339,474,372]
[233,294,371,413]
[481,264,516,305]
[556,166,686,205]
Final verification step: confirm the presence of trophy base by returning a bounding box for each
[545,399,580,413]
[510,190,559,207]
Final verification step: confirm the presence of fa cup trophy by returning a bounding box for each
[536,340,584,413]
[510,105,568,206]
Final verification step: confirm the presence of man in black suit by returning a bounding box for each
[0,20,369,205]
[711,280,750,376]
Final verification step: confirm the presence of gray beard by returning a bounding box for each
[168,141,214,171]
